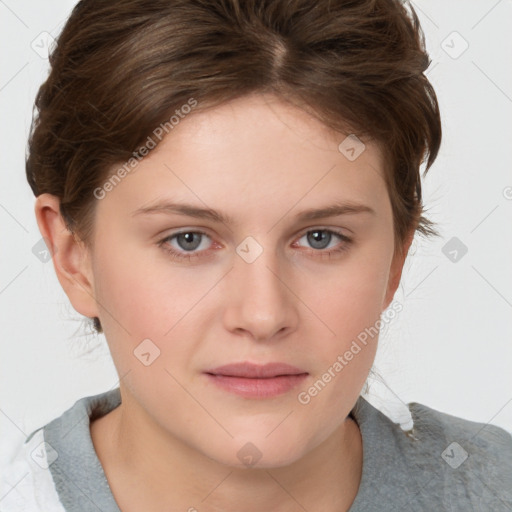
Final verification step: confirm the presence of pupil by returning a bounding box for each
[179,232,200,250]
[308,230,330,249]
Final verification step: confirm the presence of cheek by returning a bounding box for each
[309,255,391,342]
[91,241,221,377]
[92,238,196,332]
[294,252,390,399]
[291,270,385,441]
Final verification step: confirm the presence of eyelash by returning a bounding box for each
[157,228,353,262]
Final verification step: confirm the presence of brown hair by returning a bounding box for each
[26,0,442,334]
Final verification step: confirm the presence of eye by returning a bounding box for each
[293,228,353,259]
[158,230,214,262]
[158,228,353,262]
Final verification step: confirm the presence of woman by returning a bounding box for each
[2,0,511,510]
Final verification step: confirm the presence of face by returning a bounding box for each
[82,93,405,468]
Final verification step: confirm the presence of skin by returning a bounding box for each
[35,92,413,512]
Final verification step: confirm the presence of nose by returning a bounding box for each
[222,243,299,342]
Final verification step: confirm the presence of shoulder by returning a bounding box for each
[1,388,121,512]
[407,400,512,466]
[350,396,512,511]
[405,401,512,507]
[0,427,66,511]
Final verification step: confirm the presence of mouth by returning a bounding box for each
[203,362,309,398]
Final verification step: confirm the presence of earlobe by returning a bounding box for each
[382,230,415,312]
[34,193,100,319]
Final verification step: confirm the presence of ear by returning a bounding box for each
[382,229,415,312]
[34,193,100,320]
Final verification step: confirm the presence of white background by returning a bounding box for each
[1,0,511,462]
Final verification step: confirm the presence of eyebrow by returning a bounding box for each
[131,200,376,224]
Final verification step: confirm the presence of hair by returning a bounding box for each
[26,0,442,335]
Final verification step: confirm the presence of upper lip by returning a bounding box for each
[205,362,308,378]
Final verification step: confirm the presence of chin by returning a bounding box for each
[204,435,309,470]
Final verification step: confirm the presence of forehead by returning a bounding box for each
[97,93,389,223]
[169,92,372,154]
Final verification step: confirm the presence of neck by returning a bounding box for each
[91,395,363,512]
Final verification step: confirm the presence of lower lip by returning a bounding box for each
[204,373,308,398]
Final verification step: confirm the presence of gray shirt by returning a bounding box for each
[28,388,512,511]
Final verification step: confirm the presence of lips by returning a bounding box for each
[204,362,309,398]
[204,362,308,378]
